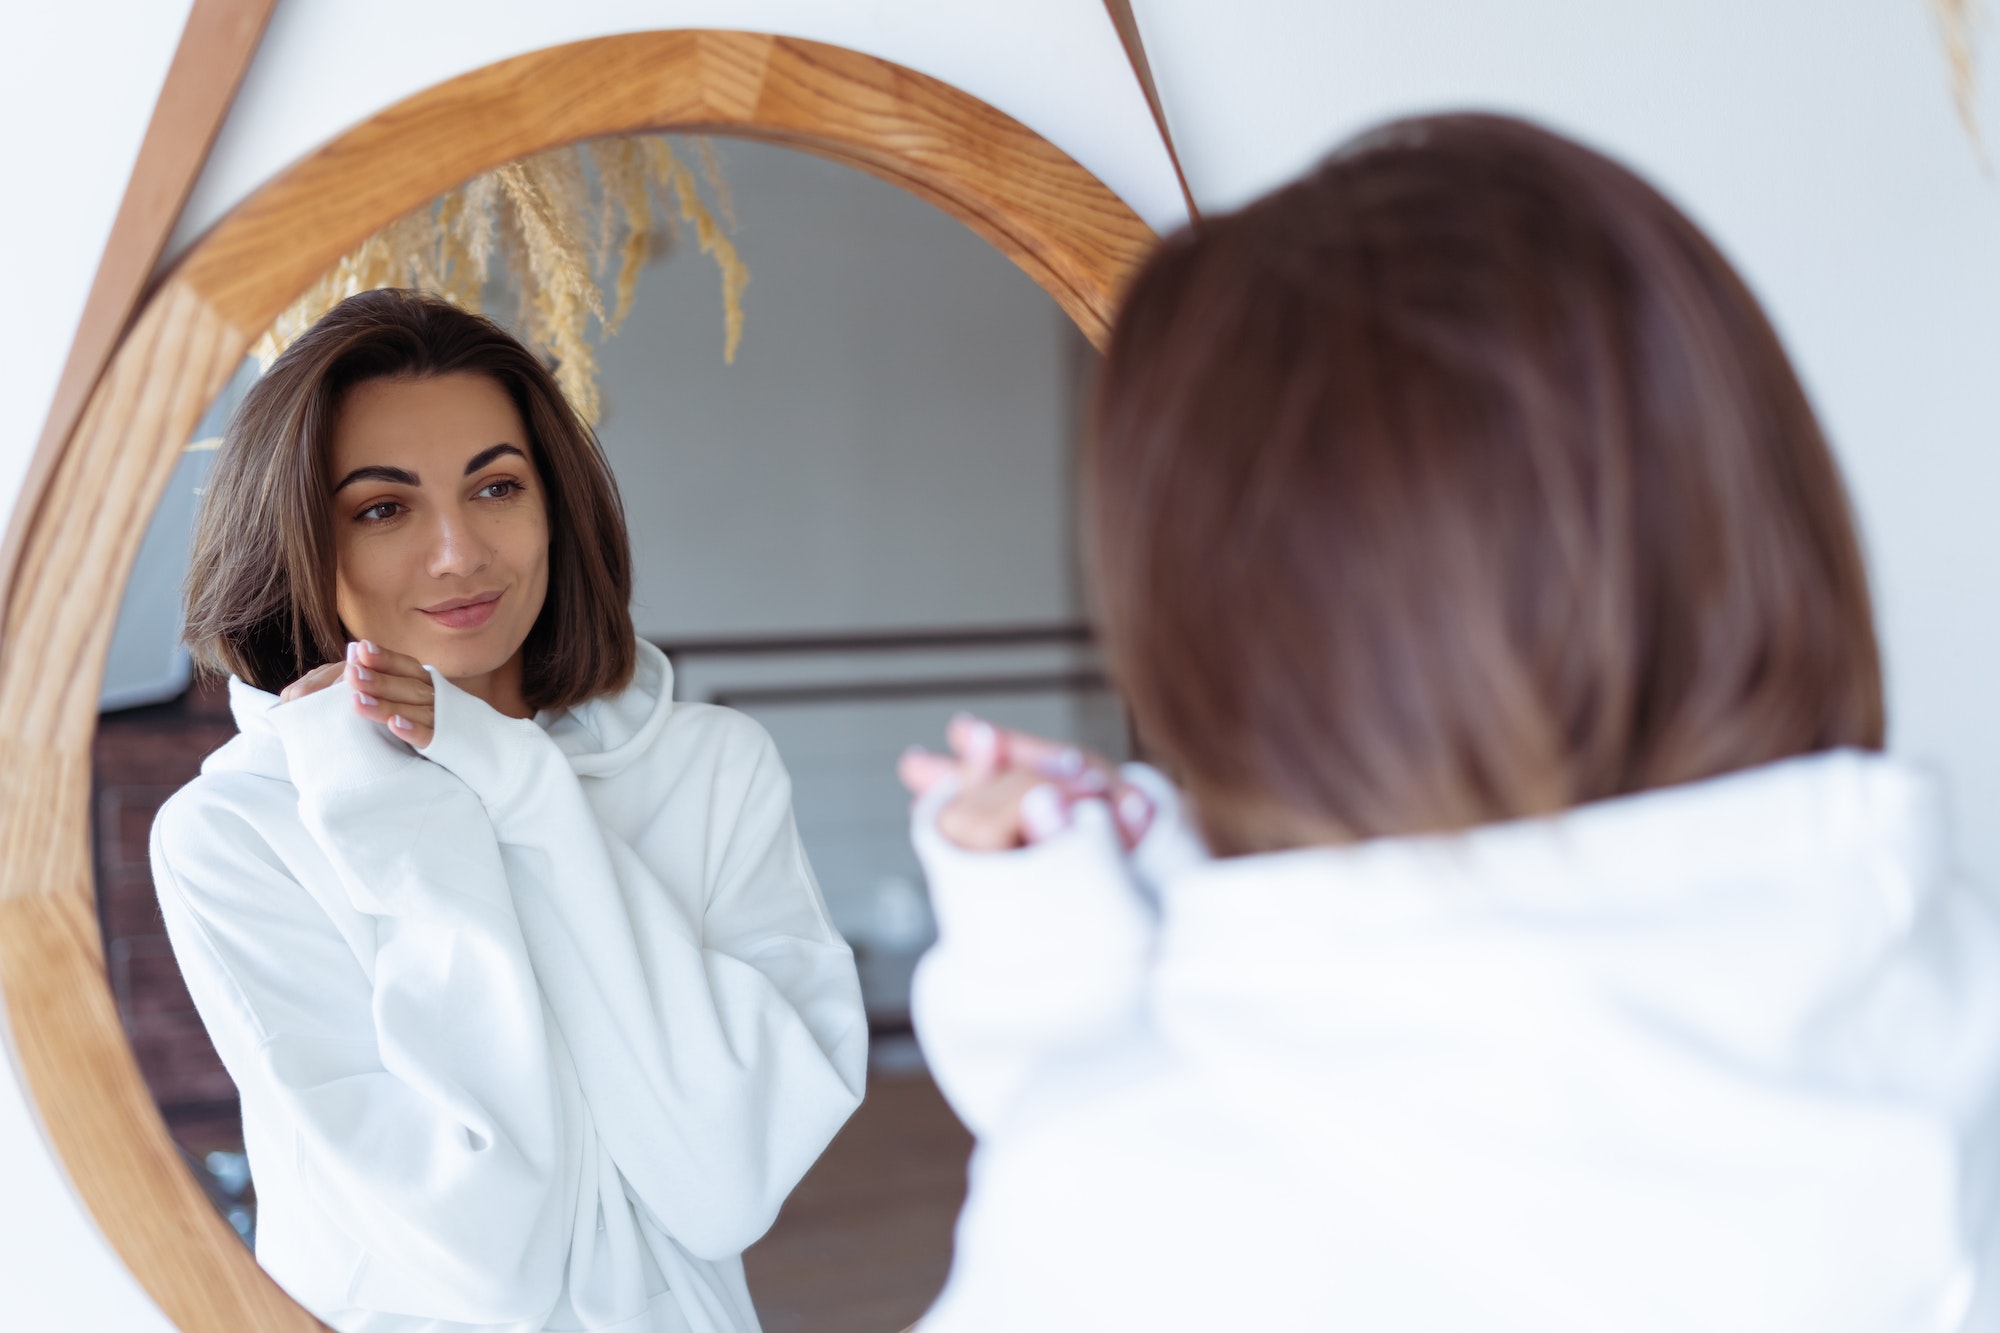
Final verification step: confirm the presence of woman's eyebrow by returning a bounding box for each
[332,464,419,493]
[463,443,527,475]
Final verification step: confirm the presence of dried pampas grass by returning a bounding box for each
[252,135,749,424]
[1933,0,1991,170]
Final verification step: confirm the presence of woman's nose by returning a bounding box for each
[426,510,491,578]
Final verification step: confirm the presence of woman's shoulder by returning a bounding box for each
[642,702,790,795]
[658,701,779,757]
[150,763,301,898]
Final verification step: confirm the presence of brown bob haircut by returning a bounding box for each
[183,288,635,711]
[1090,114,1883,857]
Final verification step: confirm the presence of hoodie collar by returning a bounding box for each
[1153,748,1954,1062]
[1162,747,1939,921]
[203,675,289,781]
[536,638,676,777]
[204,637,677,783]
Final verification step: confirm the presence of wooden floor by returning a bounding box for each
[745,1066,973,1333]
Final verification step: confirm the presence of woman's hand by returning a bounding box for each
[276,643,436,745]
[342,640,436,747]
[278,661,345,704]
[898,714,1152,852]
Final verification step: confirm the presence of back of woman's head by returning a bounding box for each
[1090,113,1882,856]
[184,288,633,710]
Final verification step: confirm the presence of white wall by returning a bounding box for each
[1,6,200,1324]
[598,141,1079,638]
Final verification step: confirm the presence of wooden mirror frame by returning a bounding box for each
[0,28,1155,1331]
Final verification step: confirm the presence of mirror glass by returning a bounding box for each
[91,134,1123,1332]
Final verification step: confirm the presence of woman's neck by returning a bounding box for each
[450,649,534,719]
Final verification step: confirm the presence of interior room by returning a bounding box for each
[6,3,2000,1332]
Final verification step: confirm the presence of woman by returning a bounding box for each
[152,289,867,1333]
[901,115,2000,1330]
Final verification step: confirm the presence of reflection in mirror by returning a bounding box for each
[92,135,1118,1333]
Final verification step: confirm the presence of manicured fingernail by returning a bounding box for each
[390,715,413,732]
[1020,783,1070,841]
[362,640,377,655]
[355,692,377,707]
[345,642,357,663]
[1118,789,1153,837]
[962,719,997,769]
[1070,768,1110,793]
[353,665,373,682]
[1036,747,1084,778]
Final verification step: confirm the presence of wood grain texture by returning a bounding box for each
[0,0,276,622]
[179,30,1155,347]
[0,28,1154,1333]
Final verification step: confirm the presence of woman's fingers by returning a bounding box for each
[931,766,1148,852]
[348,638,430,683]
[935,768,1046,851]
[349,691,435,748]
[278,662,345,704]
[944,713,1004,779]
[344,639,436,742]
[344,658,433,707]
[942,714,1152,848]
[343,642,435,746]
[898,746,962,798]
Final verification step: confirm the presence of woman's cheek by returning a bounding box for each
[334,536,410,639]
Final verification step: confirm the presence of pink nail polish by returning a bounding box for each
[362,640,378,655]
[1020,783,1070,841]
[1118,789,1153,837]
[354,665,373,682]
[390,715,413,732]
[964,719,998,770]
[345,642,357,663]
[1037,747,1091,780]
[355,692,377,707]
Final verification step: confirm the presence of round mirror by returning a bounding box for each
[96,129,1123,1332]
[0,30,1152,1333]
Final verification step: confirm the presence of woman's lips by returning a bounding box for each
[421,591,502,630]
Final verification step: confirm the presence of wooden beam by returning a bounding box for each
[1102,0,1202,227]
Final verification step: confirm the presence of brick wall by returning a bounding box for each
[92,677,242,1157]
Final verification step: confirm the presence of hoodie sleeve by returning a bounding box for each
[906,771,1182,1138]
[150,683,570,1325]
[418,672,867,1262]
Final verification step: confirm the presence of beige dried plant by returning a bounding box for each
[252,135,749,424]
[1934,0,1992,170]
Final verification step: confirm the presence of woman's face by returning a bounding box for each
[328,372,550,686]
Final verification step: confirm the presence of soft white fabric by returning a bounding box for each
[909,751,2000,1332]
[150,640,867,1333]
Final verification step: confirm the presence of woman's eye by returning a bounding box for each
[357,501,402,523]
[478,480,522,500]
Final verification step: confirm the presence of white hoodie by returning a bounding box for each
[150,639,867,1333]
[909,751,2000,1332]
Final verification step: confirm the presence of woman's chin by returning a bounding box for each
[405,639,519,686]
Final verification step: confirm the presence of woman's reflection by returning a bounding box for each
[151,288,866,1333]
